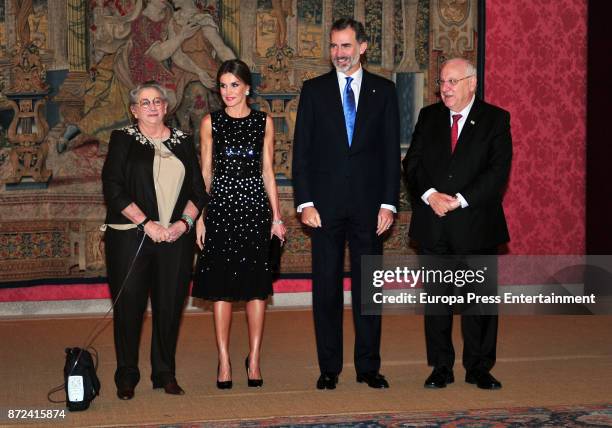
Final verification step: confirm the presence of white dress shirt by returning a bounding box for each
[337,67,363,109]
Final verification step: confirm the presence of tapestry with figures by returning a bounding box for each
[0,0,481,284]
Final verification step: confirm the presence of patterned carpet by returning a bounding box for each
[119,404,612,427]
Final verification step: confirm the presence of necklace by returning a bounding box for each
[148,136,166,144]
[141,127,168,143]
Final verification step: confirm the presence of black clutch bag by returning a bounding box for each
[269,235,283,274]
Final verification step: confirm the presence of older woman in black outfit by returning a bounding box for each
[102,81,207,400]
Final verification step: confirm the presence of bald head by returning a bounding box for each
[442,58,476,76]
[439,58,477,112]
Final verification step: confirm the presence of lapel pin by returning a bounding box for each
[372,89,376,93]
[470,120,475,125]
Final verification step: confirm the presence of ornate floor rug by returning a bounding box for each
[119,404,612,427]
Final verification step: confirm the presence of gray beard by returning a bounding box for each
[332,56,359,73]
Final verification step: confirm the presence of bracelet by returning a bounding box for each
[272,219,284,225]
[181,214,194,230]
[178,218,191,233]
[137,217,150,231]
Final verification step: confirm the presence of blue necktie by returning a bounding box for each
[343,76,356,146]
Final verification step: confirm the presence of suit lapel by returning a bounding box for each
[435,103,453,159]
[350,70,372,150]
[322,71,350,147]
[454,98,482,154]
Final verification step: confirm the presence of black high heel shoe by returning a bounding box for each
[245,356,263,387]
[216,362,232,390]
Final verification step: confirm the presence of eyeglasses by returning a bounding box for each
[138,98,164,109]
[436,75,474,87]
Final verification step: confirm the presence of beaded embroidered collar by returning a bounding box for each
[121,124,187,149]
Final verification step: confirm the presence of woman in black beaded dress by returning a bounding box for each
[192,59,286,389]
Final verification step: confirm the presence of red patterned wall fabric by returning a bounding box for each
[486,0,587,254]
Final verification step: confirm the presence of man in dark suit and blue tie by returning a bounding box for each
[293,18,400,390]
[403,58,512,390]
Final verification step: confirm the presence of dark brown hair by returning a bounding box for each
[330,18,368,44]
[216,59,252,89]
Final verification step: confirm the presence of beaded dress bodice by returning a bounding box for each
[211,109,267,181]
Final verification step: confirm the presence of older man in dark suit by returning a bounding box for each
[293,18,400,390]
[403,58,512,390]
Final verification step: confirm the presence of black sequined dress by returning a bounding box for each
[192,109,273,301]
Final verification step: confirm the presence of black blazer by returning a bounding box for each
[292,69,400,220]
[402,98,512,250]
[102,125,208,225]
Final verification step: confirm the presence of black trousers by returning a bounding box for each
[104,227,195,388]
[421,238,498,373]
[311,210,383,375]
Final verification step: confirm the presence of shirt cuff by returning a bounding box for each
[455,193,469,208]
[421,188,437,205]
[380,204,397,213]
[297,202,314,213]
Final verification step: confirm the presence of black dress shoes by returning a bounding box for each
[356,372,389,389]
[316,373,339,390]
[424,367,454,388]
[153,379,185,395]
[465,371,502,389]
[245,357,263,388]
[116,385,135,400]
